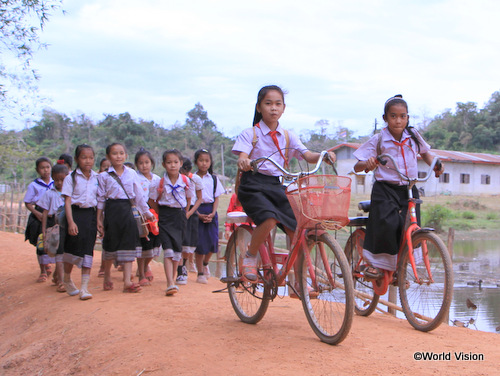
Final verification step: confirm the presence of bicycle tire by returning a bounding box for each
[298,232,354,345]
[344,228,380,316]
[226,226,270,324]
[398,231,453,332]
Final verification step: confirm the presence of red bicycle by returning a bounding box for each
[222,151,355,344]
[344,154,453,331]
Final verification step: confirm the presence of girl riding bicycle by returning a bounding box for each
[232,85,336,282]
[353,94,444,280]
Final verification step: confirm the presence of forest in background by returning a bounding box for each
[1,90,500,187]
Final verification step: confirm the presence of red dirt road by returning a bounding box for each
[0,231,498,375]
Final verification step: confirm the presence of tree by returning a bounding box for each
[0,0,63,121]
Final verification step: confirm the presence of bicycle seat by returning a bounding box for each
[358,201,371,213]
[226,211,250,224]
[348,217,368,227]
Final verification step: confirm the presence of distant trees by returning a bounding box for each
[422,91,500,152]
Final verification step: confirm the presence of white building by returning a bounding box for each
[330,143,500,196]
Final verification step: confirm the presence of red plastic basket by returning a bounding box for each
[285,175,351,230]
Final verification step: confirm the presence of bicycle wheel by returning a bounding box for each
[226,226,270,324]
[298,232,354,345]
[398,231,453,332]
[344,228,379,316]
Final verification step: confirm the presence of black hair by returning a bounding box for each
[105,142,126,155]
[135,147,155,170]
[35,157,51,170]
[162,149,184,164]
[252,85,286,126]
[58,153,73,168]
[99,158,109,169]
[72,144,95,184]
[194,148,214,175]
[181,158,193,173]
[383,94,421,151]
[52,163,69,176]
[124,162,135,170]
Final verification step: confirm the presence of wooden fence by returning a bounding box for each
[0,183,29,233]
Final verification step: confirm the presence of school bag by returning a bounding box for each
[45,205,65,257]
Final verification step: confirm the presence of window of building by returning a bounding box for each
[460,173,470,184]
[481,174,491,185]
[418,171,426,179]
[439,173,450,183]
[356,175,365,185]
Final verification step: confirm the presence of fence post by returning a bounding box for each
[388,286,397,315]
[447,227,454,262]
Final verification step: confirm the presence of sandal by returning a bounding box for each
[123,283,142,293]
[239,254,258,282]
[363,265,385,280]
[36,273,48,283]
[165,285,179,296]
[103,281,114,291]
[97,270,105,278]
[56,283,67,293]
[139,278,151,286]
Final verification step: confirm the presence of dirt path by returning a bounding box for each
[0,231,498,376]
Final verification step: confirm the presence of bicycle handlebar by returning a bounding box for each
[250,150,334,180]
[377,153,442,183]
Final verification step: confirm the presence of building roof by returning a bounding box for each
[330,143,500,165]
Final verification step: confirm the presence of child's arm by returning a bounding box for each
[41,209,49,236]
[237,152,252,171]
[97,208,104,237]
[354,157,378,173]
[302,150,337,165]
[420,152,445,177]
[205,196,219,223]
[186,189,202,219]
[25,202,43,222]
[65,195,79,236]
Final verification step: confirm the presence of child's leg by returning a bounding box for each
[80,267,92,300]
[247,218,277,256]
[103,259,114,290]
[137,257,146,281]
[122,261,134,288]
[63,262,80,296]
[164,257,175,287]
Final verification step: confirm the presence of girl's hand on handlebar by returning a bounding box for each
[434,160,444,177]
[364,157,378,172]
[325,151,336,165]
[237,157,253,172]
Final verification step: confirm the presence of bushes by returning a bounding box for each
[422,205,452,232]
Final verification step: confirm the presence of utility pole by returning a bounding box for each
[221,144,225,184]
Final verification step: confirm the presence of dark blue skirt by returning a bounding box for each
[195,203,218,255]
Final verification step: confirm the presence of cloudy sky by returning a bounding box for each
[5,0,500,138]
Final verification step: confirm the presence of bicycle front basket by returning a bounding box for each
[285,175,351,230]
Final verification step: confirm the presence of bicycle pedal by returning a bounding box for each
[220,276,240,283]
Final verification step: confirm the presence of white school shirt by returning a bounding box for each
[61,168,99,208]
[149,173,192,208]
[232,120,308,177]
[37,187,64,215]
[137,171,161,203]
[23,178,54,204]
[187,173,203,203]
[353,127,431,185]
[197,172,225,204]
[96,165,150,215]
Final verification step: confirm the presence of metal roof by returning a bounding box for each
[330,143,500,165]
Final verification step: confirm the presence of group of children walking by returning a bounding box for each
[24,145,223,300]
[24,85,444,302]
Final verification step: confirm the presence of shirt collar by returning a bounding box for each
[382,127,411,142]
[258,120,283,135]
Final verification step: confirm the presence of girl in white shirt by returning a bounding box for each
[62,144,99,299]
[97,143,153,294]
[135,148,161,286]
[353,94,444,279]
[149,149,192,296]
